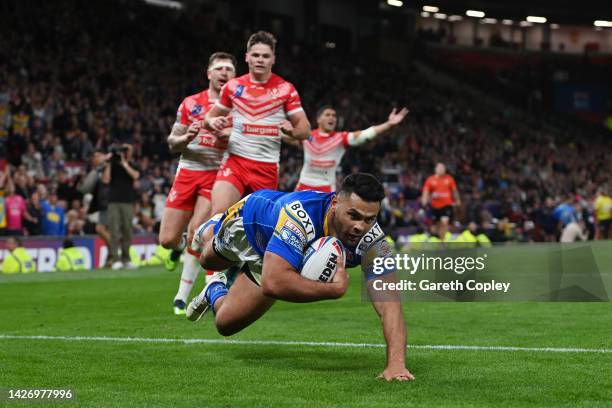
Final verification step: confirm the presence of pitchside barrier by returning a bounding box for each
[0,235,158,272]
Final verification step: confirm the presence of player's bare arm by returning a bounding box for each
[261,251,348,301]
[421,188,430,208]
[282,110,311,140]
[205,104,230,131]
[216,126,232,139]
[281,134,303,149]
[352,107,409,143]
[367,272,415,381]
[167,121,200,154]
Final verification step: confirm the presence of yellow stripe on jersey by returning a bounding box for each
[222,196,248,227]
[323,207,332,236]
[274,207,308,240]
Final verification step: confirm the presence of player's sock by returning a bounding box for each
[174,252,200,302]
[205,281,228,314]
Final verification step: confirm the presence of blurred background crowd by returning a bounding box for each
[1,0,611,243]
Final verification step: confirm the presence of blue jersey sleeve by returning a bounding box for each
[265,206,309,270]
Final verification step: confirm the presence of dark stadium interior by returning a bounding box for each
[1,0,611,243]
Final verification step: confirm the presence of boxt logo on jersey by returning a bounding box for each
[358,223,383,253]
[287,201,316,241]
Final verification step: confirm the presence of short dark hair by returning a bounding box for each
[207,52,237,70]
[338,173,385,202]
[63,238,75,248]
[316,105,335,119]
[247,31,276,52]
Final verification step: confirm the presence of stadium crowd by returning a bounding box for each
[1,0,611,243]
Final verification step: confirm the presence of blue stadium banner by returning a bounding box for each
[553,83,608,119]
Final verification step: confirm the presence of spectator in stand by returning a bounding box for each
[22,142,45,179]
[46,150,65,179]
[24,191,42,235]
[40,192,66,236]
[56,170,81,205]
[66,203,86,236]
[4,182,33,236]
[13,171,33,201]
[4,183,26,236]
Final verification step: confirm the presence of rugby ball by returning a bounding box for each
[299,237,345,282]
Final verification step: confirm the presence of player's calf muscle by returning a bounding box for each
[159,209,191,248]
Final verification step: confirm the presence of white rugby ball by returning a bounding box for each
[300,236,345,282]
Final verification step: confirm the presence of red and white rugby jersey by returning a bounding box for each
[298,129,353,189]
[217,73,303,163]
[176,90,230,171]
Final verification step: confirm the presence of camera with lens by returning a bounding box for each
[109,144,128,163]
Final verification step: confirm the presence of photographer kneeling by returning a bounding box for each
[103,143,140,269]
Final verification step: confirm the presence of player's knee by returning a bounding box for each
[261,280,278,298]
[159,232,180,250]
[199,251,212,269]
[213,311,237,336]
[215,322,238,337]
[198,245,218,269]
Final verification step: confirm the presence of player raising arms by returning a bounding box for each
[187,173,415,381]
[204,31,311,215]
[159,52,236,315]
[291,105,409,192]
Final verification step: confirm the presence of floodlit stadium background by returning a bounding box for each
[0,0,611,406]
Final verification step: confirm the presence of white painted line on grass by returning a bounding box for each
[0,335,610,354]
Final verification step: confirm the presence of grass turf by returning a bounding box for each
[1,251,611,407]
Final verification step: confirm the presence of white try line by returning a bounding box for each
[0,335,610,354]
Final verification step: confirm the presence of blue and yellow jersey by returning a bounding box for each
[215,190,393,277]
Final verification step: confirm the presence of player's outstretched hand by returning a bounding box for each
[377,366,415,382]
[330,254,349,298]
[279,120,294,137]
[387,107,410,126]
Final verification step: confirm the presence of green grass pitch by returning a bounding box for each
[1,246,611,407]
